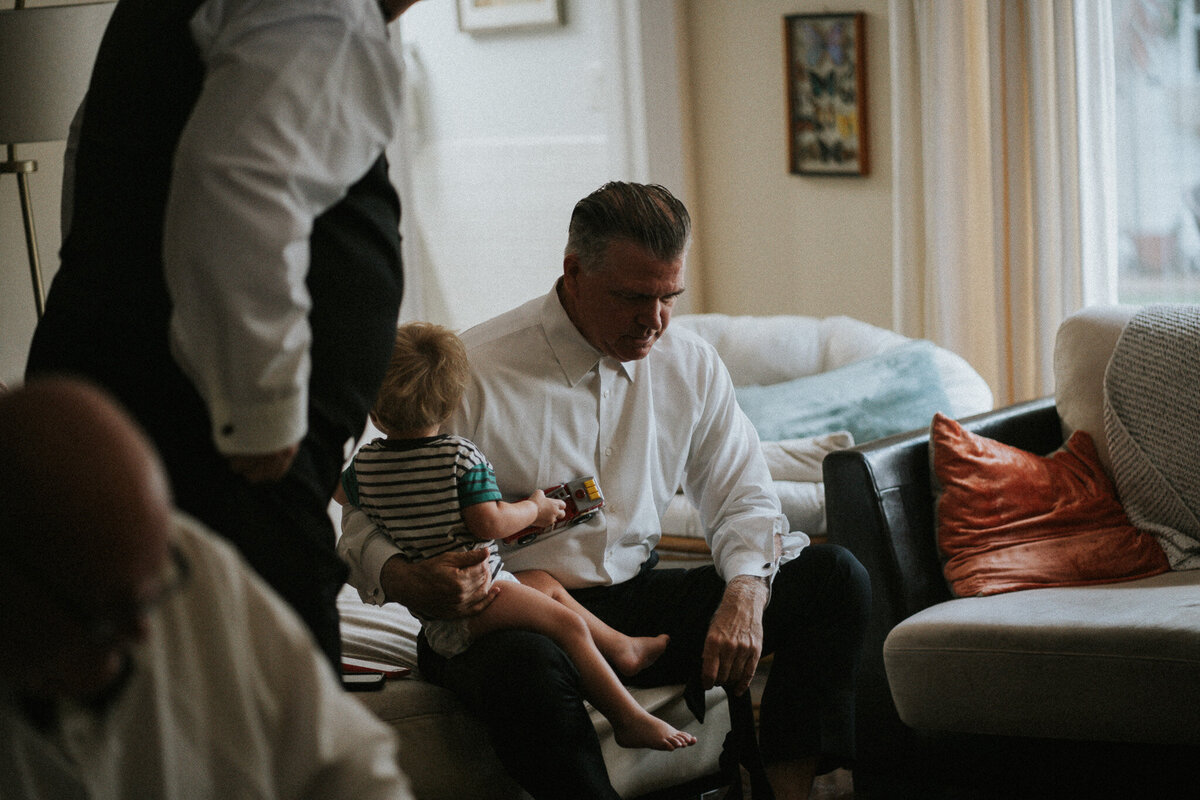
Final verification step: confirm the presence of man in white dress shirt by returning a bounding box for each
[0,377,413,799]
[27,0,421,667]
[342,182,871,799]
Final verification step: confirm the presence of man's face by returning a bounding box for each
[0,379,179,703]
[0,526,171,701]
[563,240,686,362]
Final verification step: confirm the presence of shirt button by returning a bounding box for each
[604,447,613,456]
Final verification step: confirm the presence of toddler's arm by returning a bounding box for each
[463,490,565,540]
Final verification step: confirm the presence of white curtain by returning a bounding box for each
[389,31,427,323]
[890,0,1118,405]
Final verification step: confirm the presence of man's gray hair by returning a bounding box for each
[564,182,691,272]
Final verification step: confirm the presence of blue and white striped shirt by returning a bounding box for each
[342,434,505,586]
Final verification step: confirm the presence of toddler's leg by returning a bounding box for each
[515,569,668,677]
[467,581,696,752]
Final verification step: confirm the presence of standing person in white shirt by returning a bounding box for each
[341,182,872,799]
[26,0,421,668]
[0,377,414,800]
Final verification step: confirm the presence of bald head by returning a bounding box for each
[0,377,174,698]
[0,377,172,562]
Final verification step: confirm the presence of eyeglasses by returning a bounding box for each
[1,541,191,646]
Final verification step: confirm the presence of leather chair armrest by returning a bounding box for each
[821,398,1062,781]
[824,397,1061,630]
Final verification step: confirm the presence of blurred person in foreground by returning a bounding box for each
[0,377,413,799]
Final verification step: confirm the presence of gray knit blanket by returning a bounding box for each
[1104,304,1200,570]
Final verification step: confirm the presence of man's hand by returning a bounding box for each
[227,443,300,483]
[701,575,769,696]
[380,548,496,620]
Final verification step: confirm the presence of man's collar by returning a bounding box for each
[541,281,636,385]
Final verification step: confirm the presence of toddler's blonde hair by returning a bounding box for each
[372,322,469,435]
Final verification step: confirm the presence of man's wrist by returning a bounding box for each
[379,553,411,605]
[728,574,769,589]
[724,574,769,610]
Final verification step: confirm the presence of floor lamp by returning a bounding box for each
[0,1,115,319]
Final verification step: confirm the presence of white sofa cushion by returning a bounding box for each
[337,585,729,799]
[883,569,1200,745]
[1053,304,1138,474]
[673,313,994,419]
[673,313,907,386]
[885,304,1200,747]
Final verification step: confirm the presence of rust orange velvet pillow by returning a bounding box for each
[930,412,1169,597]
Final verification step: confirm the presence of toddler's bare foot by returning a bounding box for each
[613,713,698,751]
[610,633,670,677]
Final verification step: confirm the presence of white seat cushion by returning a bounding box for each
[883,569,1200,745]
[337,585,729,799]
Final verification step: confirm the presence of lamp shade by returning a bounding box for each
[0,2,115,144]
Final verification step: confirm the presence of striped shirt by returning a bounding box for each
[342,435,505,583]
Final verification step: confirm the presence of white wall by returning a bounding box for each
[397,0,895,331]
[398,0,694,331]
[0,140,60,388]
[683,0,894,328]
[0,0,897,384]
[1,0,105,386]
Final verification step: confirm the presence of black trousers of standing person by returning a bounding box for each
[417,543,871,799]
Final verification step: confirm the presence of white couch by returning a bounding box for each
[824,305,1200,796]
[337,585,729,799]
[336,312,993,797]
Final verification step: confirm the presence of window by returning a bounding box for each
[1113,0,1200,303]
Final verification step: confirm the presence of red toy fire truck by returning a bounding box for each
[502,476,605,547]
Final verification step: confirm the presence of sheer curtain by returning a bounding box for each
[389,34,426,324]
[890,0,1118,405]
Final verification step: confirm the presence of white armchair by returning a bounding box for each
[657,313,993,562]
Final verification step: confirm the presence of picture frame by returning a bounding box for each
[456,0,563,33]
[784,12,869,176]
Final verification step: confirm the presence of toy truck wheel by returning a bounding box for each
[571,512,596,526]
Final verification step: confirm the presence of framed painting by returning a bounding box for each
[784,12,869,176]
[456,0,563,33]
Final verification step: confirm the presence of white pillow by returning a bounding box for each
[661,431,853,539]
[774,480,827,537]
[338,583,421,670]
[761,431,855,482]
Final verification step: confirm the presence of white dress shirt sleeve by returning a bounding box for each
[684,356,787,583]
[163,0,401,454]
[339,502,405,605]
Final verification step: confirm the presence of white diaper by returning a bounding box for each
[422,569,519,658]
